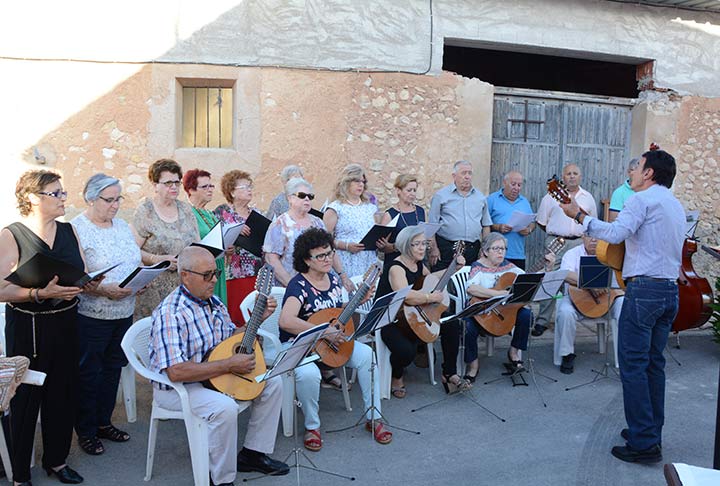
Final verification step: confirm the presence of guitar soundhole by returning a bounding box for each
[233,343,242,355]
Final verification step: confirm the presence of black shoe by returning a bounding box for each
[211,482,234,486]
[611,444,662,464]
[45,465,84,484]
[621,428,662,449]
[237,452,290,476]
[560,353,576,374]
[531,325,547,337]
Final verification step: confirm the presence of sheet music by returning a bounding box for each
[532,269,569,301]
[685,209,699,238]
[118,261,172,292]
[257,323,331,382]
[506,211,536,232]
[353,285,411,338]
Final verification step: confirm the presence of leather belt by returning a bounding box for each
[549,234,580,240]
[625,276,675,284]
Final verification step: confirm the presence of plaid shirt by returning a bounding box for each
[149,285,236,389]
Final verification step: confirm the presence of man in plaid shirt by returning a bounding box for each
[149,246,288,485]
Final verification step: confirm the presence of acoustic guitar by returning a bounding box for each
[310,262,382,368]
[398,242,465,343]
[203,264,274,401]
[471,237,565,337]
[567,287,624,318]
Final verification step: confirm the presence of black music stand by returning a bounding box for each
[245,323,355,484]
[410,297,509,422]
[327,286,420,437]
[564,257,620,392]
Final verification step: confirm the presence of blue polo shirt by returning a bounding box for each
[609,180,634,212]
[487,190,534,260]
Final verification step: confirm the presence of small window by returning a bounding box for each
[181,85,233,148]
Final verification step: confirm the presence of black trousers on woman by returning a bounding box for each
[6,304,79,483]
[439,319,462,377]
[380,324,419,379]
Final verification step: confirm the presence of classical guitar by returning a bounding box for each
[471,237,565,337]
[203,264,274,401]
[398,242,465,343]
[310,262,382,368]
[567,287,624,318]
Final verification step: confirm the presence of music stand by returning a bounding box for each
[327,286,421,436]
[565,256,620,392]
[245,323,355,484]
[410,297,508,423]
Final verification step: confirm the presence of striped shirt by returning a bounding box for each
[149,285,236,388]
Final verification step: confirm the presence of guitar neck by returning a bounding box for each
[239,295,267,354]
[338,283,368,324]
[433,262,458,293]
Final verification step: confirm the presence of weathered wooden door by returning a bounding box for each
[490,88,633,264]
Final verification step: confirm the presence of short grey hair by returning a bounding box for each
[481,232,507,257]
[628,157,640,171]
[280,165,304,183]
[177,246,213,276]
[453,160,472,173]
[285,178,312,196]
[395,225,426,259]
[83,173,120,202]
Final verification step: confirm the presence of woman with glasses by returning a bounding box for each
[463,232,534,382]
[70,174,140,456]
[215,170,262,325]
[182,168,227,305]
[0,170,96,485]
[324,164,378,287]
[265,164,304,220]
[278,228,390,451]
[132,159,199,319]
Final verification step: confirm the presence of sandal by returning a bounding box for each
[365,421,392,445]
[78,435,104,455]
[463,373,477,384]
[97,425,130,443]
[391,386,406,399]
[303,429,322,452]
[505,350,525,373]
[441,374,471,394]
[320,373,347,391]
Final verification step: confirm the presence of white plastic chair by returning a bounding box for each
[122,317,273,486]
[239,288,351,437]
[552,301,620,369]
[117,365,137,423]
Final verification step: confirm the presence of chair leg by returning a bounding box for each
[121,365,137,423]
[487,336,495,357]
[374,333,391,400]
[340,367,352,412]
[427,342,436,385]
[597,322,607,354]
[185,418,210,486]
[281,374,294,437]
[0,421,13,483]
[145,416,159,481]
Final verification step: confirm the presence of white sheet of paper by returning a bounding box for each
[507,211,536,232]
[120,265,169,293]
[417,222,441,239]
[532,269,569,301]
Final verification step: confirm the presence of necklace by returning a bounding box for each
[346,198,362,207]
[397,204,420,227]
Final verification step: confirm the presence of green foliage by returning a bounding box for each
[712,277,720,344]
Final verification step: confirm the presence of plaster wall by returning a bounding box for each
[2,0,720,96]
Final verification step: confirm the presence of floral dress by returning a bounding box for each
[214,204,263,279]
[262,211,326,285]
[327,200,378,278]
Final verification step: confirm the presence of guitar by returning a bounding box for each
[203,264,274,401]
[471,237,565,337]
[398,242,465,343]
[567,287,624,318]
[310,262,382,368]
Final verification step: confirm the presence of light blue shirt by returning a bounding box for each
[429,184,492,242]
[609,180,634,212]
[582,184,685,280]
[486,190,533,260]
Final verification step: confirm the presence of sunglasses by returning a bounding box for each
[38,190,68,200]
[184,268,222,282]
[293,192,315,201]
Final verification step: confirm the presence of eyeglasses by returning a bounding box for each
[184,268,222,282]
[97,195,125,204]
[293,192,315,201]
[158,180,182,187]
[487,246,507,252]
[410,240,432,248]
[197,183,215,190]
[308,249,335,261]
[38,190,68,200]
[235,184,254,190]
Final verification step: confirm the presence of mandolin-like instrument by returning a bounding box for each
[203,264,274,401]
[310,262,382,368]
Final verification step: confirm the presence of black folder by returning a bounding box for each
[5,253,116,288]
[233,210,271,257]
[358,224,398,251]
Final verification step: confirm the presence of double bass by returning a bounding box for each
[672,238,713,333]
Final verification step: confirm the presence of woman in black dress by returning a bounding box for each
[0,170,95,486]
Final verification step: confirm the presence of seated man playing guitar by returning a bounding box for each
[464,232,551,381]
[278,228,390,452]
[149,247,289,486]
[554,235,624,374]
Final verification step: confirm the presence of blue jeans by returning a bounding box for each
[618,278,678,450]
[464,307,532,363]
[75,314,132,438]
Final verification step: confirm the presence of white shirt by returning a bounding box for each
[560,244,620,288]
[537,186,597,237]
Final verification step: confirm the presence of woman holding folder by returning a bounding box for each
[0,170,92,485]
[71,174,140,456]
[215,170,263,325]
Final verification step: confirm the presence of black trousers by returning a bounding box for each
[432,235,480,272]
[6,304,79,483]
[380,324,418,379]
[439,319,462,376]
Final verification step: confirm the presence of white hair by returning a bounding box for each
[453,160,472,173]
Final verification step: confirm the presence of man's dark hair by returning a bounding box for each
[641,149,676,188]
[292,227,335,274]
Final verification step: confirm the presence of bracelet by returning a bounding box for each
[574,211,583,224]
[28,287,34,302]
[33,288,45,304]
[345,241,349,251]
[425,293,430,303]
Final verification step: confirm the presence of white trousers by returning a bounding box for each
[291,341,381,430]
[154,377,282,485]
[554,295,623,366]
